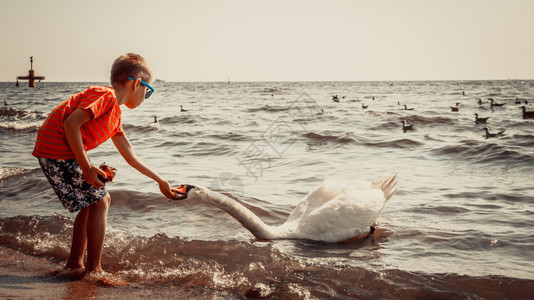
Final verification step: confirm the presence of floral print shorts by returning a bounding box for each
[37,157,108,212]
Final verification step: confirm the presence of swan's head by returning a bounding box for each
[186,185,210,201]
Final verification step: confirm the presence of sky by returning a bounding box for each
[1,0,534,82]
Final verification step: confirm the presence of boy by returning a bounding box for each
[33,53,178,274]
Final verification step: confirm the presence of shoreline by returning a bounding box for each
[2,244,534,299]
[0,246,215,300]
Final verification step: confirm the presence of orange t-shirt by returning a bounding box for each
[32,86,125,159]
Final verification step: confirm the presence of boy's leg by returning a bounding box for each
[65,207,90,269]
[85,193,111,273]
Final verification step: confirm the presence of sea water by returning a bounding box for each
[1,80,533,298]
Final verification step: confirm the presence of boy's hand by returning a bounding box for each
[159,180,178,200]
[83,165,107,189]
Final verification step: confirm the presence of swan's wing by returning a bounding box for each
[292,189,384,242]
[286,179,347,223]
[285,185,318,223]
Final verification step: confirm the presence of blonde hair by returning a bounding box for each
[110,53,153,86]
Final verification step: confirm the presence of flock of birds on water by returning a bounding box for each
[143,92,534,138]
[331,92,534,138]
[132,86,534,138]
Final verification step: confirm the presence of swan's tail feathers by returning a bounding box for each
[373,173,398,203]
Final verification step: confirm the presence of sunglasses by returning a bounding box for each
[128,76,154,99]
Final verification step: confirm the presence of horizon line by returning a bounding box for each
[2,78,533,84]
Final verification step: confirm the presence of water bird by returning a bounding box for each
[490,99,505,107]
[402,119,414,132]
[515,98,521,104]
[484,127,505,139]
[180,105,188,112]
[185,174,398,243]
[148,115,159,128]
[332,95,340,102]
[474,113,490,124]
[521,106,534,119]
[478,98,483,105]
[403,105,414,111]
[3,100,7,106]
[451,103,460,112]
[362,103,368,109]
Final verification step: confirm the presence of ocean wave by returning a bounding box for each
[0,166,39,181]
[303,132,357,145]
[162,114,207,125]
[206,132,250,142]
[0,107,46,119]
[257,87,282,94]
[365,137,424,149]
[399,114,456,126]
[0,107,46,132]
[121,123,161,133]
[508,134,534,148]
[245,105,290,113]
[1,214,532,298]
[445,190,534,205]
[303,132,424,150]
[431,139,534,166]
[121,115,205,133]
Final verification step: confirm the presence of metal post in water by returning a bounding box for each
[16,56,45,87]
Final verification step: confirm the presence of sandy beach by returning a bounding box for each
[0,246,214,300]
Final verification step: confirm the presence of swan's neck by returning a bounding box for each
[193,188,282,240]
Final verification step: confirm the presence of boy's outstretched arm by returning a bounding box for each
[64,108,107,189]
[111,134,176,199]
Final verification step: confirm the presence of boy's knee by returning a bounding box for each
[92,193,111,210]
[103,193,111,205]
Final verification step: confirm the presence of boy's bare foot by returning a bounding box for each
[48,267,86,280]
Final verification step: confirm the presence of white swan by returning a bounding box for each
[186,174,398,243]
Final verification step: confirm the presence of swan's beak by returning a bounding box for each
[172,184,196,200]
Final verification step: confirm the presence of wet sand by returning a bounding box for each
[0,246,212,300]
